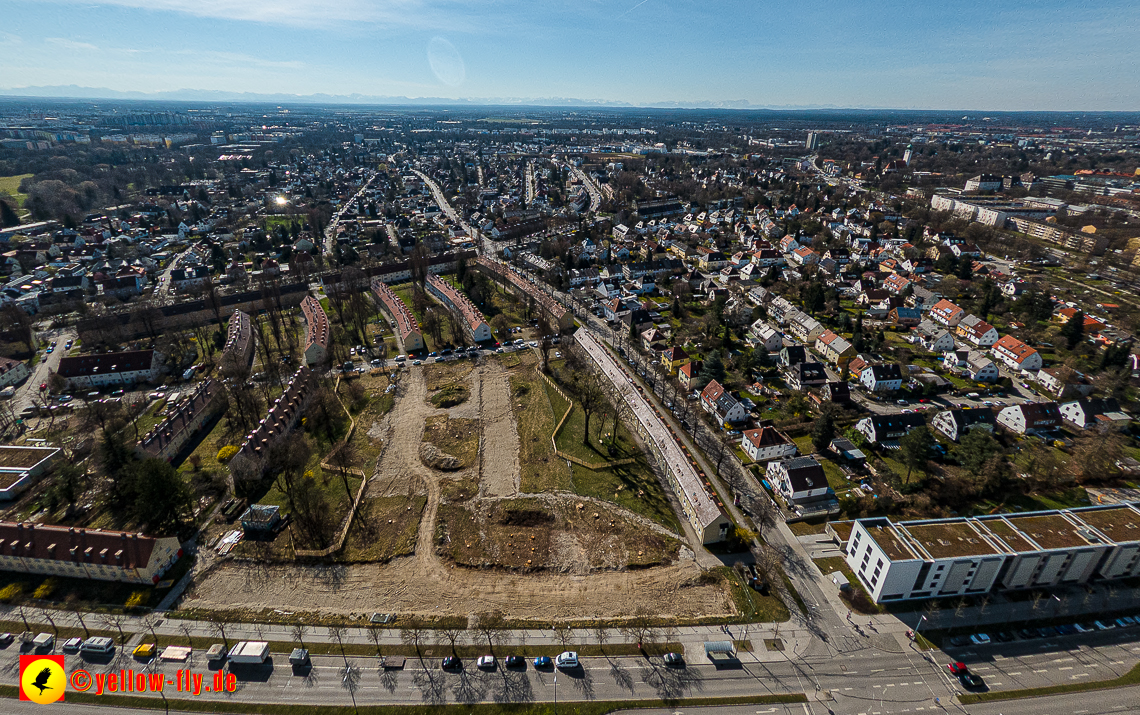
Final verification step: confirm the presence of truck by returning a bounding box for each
[227,641,270,664]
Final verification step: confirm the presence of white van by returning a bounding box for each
[32,633,54,651]
[394,355,407,363]
[80,636,115,655]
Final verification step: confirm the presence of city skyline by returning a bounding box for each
[2,0,1139,110]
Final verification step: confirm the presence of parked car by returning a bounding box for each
[133,643,156,659]
[555,651,578,669]
[62,637,83,653]
[959,673,985,690]
[0,632,14,647]
[505,655,525,669]
[441,656,461,671]
[476,655,496,670]
[968,633,991,645]
[946,662,969,676]
[663,652,684,667]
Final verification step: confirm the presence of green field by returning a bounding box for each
[0,174,32,217]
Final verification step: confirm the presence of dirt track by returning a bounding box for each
[187,361,734,621]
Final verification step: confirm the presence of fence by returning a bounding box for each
[541,372,635,470]
[292,375,369,559]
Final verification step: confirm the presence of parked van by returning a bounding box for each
[80,637,115,655]
[394,355,406,363]
[0,386,14,399]
[32,633,54,651]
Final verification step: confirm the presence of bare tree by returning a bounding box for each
[328,624,349,667]
[366,625,384,656]
[471,610,505,654]
[102,613,128,645]
[436,624,467,656]
[553,623,573,650]
[206,615,231,649]
[290,622,309,649]
[400,617,430,663]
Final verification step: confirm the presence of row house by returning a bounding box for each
[929,299,965,327]
[371,279,425,353]
[915,320,955,352]
[426,274,493,343]
[856,412,927,444]
[136,380,225,462]
[996,402,1061,435]
[787,311,825,343]
[944,349,1000,382]
[992,334,1043,372]
[300,295,330,366]
[932,407,996,442]
[229,367,318,480]
[741,426,797,462]
[814,330,855,368]
[221,309,255,373]
[54,349,160,389]
[1060,398,1130,430]
[0,521,181,585]
[700,379,748,426]
[956,314,999,347]
[861,363,903,392]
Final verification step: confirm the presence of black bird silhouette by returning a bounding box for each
[32,666,54,695]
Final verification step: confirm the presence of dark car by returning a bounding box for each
[1016,628,1038,640]
[505,656,525,669]
[1055,624,1079,636]
[533,655,552,669]
[994,631,1015,643]
[441,656,461,671]
[947,636,969,647]
[959,673,985,690]
[663,652,684,667]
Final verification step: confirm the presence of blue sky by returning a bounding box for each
[1,0,1138,109]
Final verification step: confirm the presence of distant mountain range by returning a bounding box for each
[0,85,850,109]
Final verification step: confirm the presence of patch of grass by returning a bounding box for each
[0,173,31,209]
[787,521,826,536]
[423,415,479,468]
[430,382,470,408]
[812,557,882,614]
[716,566,791,624]
[512,361,569,494]
[959,661,1140,704]
[336,495,426,562]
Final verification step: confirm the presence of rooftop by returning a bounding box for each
[1004,514,1091,550]
[977,517,1037,553]
[865,523,918,561]
[1070,505,1140,544]
[903,521,999,559]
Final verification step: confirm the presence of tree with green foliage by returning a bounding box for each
[852,312,865,351]
[1100,341,1132,370]
[802,281,825,316]
[699,350,726,385]
[811,413,835,454]
[1060,310,1084,349]
[951,427,1002,474]
[123,458,193,534]
[899,425,934,484]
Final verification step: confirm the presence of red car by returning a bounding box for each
[946,661,969,676]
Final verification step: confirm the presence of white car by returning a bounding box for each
[476,655,496,670]
[555,651,578,669]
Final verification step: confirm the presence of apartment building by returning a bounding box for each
[229,367,317,480]
[300,295,330,366]
[54,350,160,389]
[838,504,1140,603]
[136,379,225,461]
[992,334,1042,372]
[0,521,181,584]
[371,279,424,353]
[426,274,493,343]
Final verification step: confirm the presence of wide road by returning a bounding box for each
[12,324,76,416]
[323,172,376,255]
[2,626,1137,710]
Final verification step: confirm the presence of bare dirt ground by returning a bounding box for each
[186,360,735,621]
[478,361,520,498]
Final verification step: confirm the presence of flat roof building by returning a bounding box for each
[839,503,1140,603]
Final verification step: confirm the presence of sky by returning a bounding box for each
[1,0,1138,110]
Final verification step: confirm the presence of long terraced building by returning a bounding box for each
[425,274,492,343]
[474,256,573,331]
[220,309,255,373]
[228,367,318,480]
[371,279,424,353]
[300,295,330,366]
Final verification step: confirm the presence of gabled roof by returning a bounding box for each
[56,350,154,378]
[993,334,1039,363]
[743,426,791,449]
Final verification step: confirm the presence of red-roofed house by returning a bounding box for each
[992,334,1043,372]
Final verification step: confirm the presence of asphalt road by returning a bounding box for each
[12,324,76,416]
[2,628,1137,710]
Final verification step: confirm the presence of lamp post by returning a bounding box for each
[553,672,558,715]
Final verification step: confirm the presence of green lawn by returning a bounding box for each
[0,173,32,209]
[391,282,462,351]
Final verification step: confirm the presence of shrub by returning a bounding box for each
[216,445,239,463]
[125,591,148,609]
[0,583,23,603]
[33,577,58,600]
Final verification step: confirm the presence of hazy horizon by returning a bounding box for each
[2,0,1139,111]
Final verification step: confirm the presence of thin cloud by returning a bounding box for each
[46,37,100,51]
[34,0,458,29]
